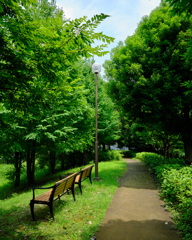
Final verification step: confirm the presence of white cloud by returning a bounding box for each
[57,0,103,20]
[56,0,161,75]
[138,0,161,17]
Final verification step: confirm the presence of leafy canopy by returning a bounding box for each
[104,2,192,164]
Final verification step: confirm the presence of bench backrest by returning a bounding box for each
[79,165,94,181]
[54,172,77,198]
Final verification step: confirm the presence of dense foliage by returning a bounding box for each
[104,2,192,165]
[0,0,116,186]
[136,152,185,171]
[119,150,136,158]
[156,165,192,240]
[136,152,192,239]
[164,0,192,15]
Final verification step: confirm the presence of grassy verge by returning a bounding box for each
[0,160,127,240]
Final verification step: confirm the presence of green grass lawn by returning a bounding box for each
[0,160,127,240]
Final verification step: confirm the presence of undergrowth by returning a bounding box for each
[136,152,192,240]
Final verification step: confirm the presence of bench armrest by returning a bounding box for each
[33,186,54,190]
[32,185,54,199]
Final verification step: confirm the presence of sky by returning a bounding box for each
[56,0,161,75]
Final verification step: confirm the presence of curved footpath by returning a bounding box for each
[95,159,182,240]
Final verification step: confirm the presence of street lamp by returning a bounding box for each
[92,63,101,181]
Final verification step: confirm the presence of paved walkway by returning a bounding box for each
[95,159,182,240]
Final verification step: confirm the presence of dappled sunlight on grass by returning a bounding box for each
[0,160,127,240]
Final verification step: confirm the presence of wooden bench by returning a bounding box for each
[29,172,78,220]
[75,165,94,194]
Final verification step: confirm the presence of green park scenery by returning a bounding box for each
[0,0,192,239]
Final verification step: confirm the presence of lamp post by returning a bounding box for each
[92,63,101,181]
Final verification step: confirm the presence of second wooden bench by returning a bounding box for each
[30,172,78,220]
[75,164,94,194]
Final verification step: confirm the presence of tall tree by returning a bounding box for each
[0,0,114,185]
[104,2,192,164]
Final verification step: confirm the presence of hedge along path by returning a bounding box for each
[96,159,182,240]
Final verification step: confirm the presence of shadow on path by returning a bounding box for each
[96,219,179,240]
[96,159,182,240]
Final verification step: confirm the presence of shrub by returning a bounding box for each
[159,165,192,239]
[155,164,183,184]
[119,150,136,158]
[176,198,192,240]
[136,152,185,172]
[136,152,192,239]
[98,150,123,162]
[160,166,192,204]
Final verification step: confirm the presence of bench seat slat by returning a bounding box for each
[34,189,52,202]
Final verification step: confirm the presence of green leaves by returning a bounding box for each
[104,2,192,164]
[165,0,192,16]
[156,163,192,239]
[0,0,37,14]
[0,0,118,186]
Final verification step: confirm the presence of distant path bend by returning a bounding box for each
[96,158,182,240]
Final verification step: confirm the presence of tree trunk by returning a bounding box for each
[14,151,22,187]
[182,133,192,165]
[102,143,106,152]
[27,140,36,186]
[164,138,170,159]
[181,108,192,165]
[50,151,56,173]
[61,153,65,170]
[83,150,87,165]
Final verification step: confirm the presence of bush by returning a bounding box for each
[159,165,192,240]
[136,152,185,172]
[119,150,136,158]
[136,152,192,239]
[155,164,183,184]
[176,198,192,240]
[98,150,123,162]
[136,152,164,170]
[159,166,192,205]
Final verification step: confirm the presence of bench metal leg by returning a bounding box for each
[30,201,35,221]
[79,182,82,194]
[76,182,82,194]
[89,175,92,184]
[71,187,76,201]
[49,202,54,220]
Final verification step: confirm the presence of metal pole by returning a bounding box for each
[94,73,99,180]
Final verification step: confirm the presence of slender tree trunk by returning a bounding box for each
[31,140,35,180]
[164,138,170,159]
[14,151,22,187]
[181,108,192,165]
[27,140,36,186]
[83,150,87,165]
[182,133,192,165]
[50,151,56,173]
[61,153,65,170]
[102,143,106,152]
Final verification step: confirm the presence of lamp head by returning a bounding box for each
[92,63,101,74]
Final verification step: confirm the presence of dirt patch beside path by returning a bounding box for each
[95,159,182,240]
